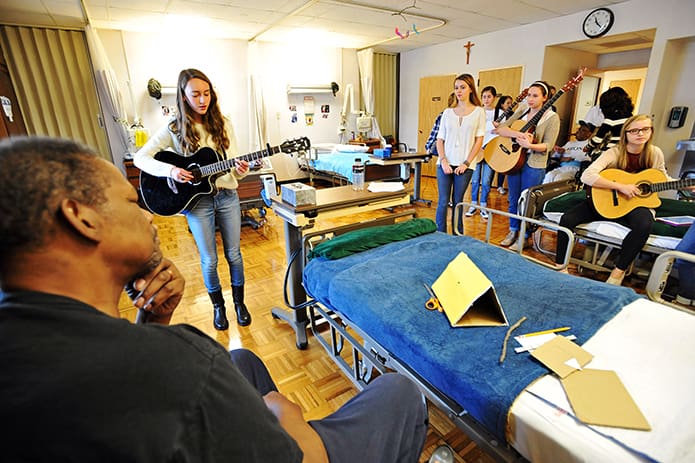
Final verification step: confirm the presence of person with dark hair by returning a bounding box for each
[584,86,634,160]
[543,120,594,183]
[435,73,486,233]
[493,95,513,194]
[493,81,560,250]
[135,68,251,329]
[467,86,497,220]
[0,135,429,463]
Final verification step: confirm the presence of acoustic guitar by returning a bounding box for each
[140,137,310,216]
[484,68,585,174]
[590,168,695,219]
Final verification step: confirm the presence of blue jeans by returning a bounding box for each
[185,189,244,292]
[506,163,545,233]
[231,348,428,463]
[436,165,473,234]
[676,224,695,299]
[470,161,494,205]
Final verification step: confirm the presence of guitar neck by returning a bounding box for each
[496,105,517,124]
[518,89,563,133]
[652,177,695,193]
[199,145,280,177]
[495,89,528,123]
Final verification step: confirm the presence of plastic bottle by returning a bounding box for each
[352,158,365,191]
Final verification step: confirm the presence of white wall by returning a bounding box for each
[97,30,361,177]
[399,0,695,169]
[652,37,695,176]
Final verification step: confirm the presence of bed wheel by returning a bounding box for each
[296,340,308,350]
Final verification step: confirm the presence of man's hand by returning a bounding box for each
[263,392,329,463]
[128,258,185,325]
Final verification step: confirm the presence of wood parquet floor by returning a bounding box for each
[117,174,646,463]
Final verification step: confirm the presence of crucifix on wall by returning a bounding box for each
[463,41,475,64]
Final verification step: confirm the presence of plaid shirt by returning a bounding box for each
[424,111,444,155]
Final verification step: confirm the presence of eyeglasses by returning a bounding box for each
[625,127,653,135]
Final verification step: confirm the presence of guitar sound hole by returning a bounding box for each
[637,183,652,196]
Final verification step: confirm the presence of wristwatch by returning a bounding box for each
[463,160,471,167]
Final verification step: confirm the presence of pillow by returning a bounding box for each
[308,218,437,260]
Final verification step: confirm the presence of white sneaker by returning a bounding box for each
[511,236,529,251]
[465,206,477,217]
[498,187,506,195]
[480,209,489,220]
[500,230,518,247]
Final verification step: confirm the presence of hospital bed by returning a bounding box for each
[515,181,694,287]
[300,217,695,463]
[299,143,403,186]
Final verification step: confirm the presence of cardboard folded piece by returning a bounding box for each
[531,336,651,430]
[431,252,508,327]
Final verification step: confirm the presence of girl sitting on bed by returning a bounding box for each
[435,74,486,234]
[555,114,677,285]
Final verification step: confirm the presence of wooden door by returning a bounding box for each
[478,66,523,101]
[418,74,456,177]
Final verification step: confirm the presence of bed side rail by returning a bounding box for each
[453,201,575,270]
[307,300,526,463]
[646,250,695,312]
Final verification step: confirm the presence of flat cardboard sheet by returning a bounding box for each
[531,335,593,378]
[432,252,507,327]
[531,336,650,431]
[561,369,651,431]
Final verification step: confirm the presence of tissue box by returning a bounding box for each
[372,148,390,159]
[281,182,316,206]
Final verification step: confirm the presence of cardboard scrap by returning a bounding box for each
[432,252,507,327]
[561,369,651,430]
[531,336,650,431]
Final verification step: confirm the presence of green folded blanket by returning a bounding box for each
[544,190,695,238]
[308,218,437,260]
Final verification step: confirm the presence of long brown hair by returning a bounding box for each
[454,74,482,107]
[614,114,655,170]
[169,68,229,154]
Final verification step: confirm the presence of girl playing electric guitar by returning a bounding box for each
[493,81,560,250]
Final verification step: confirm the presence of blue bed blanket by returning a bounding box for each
[303,232,640,441]
[311,151,367,181]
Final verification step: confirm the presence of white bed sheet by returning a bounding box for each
[508,298,695,463]
[544,211,681,250]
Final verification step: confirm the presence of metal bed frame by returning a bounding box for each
[297,211,576,463]
[646,249,695,311]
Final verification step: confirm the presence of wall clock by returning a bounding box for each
[582,8,614,38]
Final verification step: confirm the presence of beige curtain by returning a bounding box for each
[0,26,111,160]
[373,52,397,141]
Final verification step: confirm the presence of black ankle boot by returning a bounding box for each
[209,290,229,331]
[232,285,251,326]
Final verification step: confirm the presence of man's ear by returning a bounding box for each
[59,198,104,243]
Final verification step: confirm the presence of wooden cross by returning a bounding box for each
[463,41,475,64]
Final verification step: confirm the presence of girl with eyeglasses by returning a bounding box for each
[555,114,671,285]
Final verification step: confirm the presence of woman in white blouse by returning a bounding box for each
[435,74,486,234]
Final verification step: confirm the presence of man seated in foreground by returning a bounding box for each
[0,136,428,462]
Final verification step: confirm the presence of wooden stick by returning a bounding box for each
[499,316,527,364]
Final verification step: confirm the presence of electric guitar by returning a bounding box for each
[484,68,585,174]
[140,137,310,216]
[590,168,695,219]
